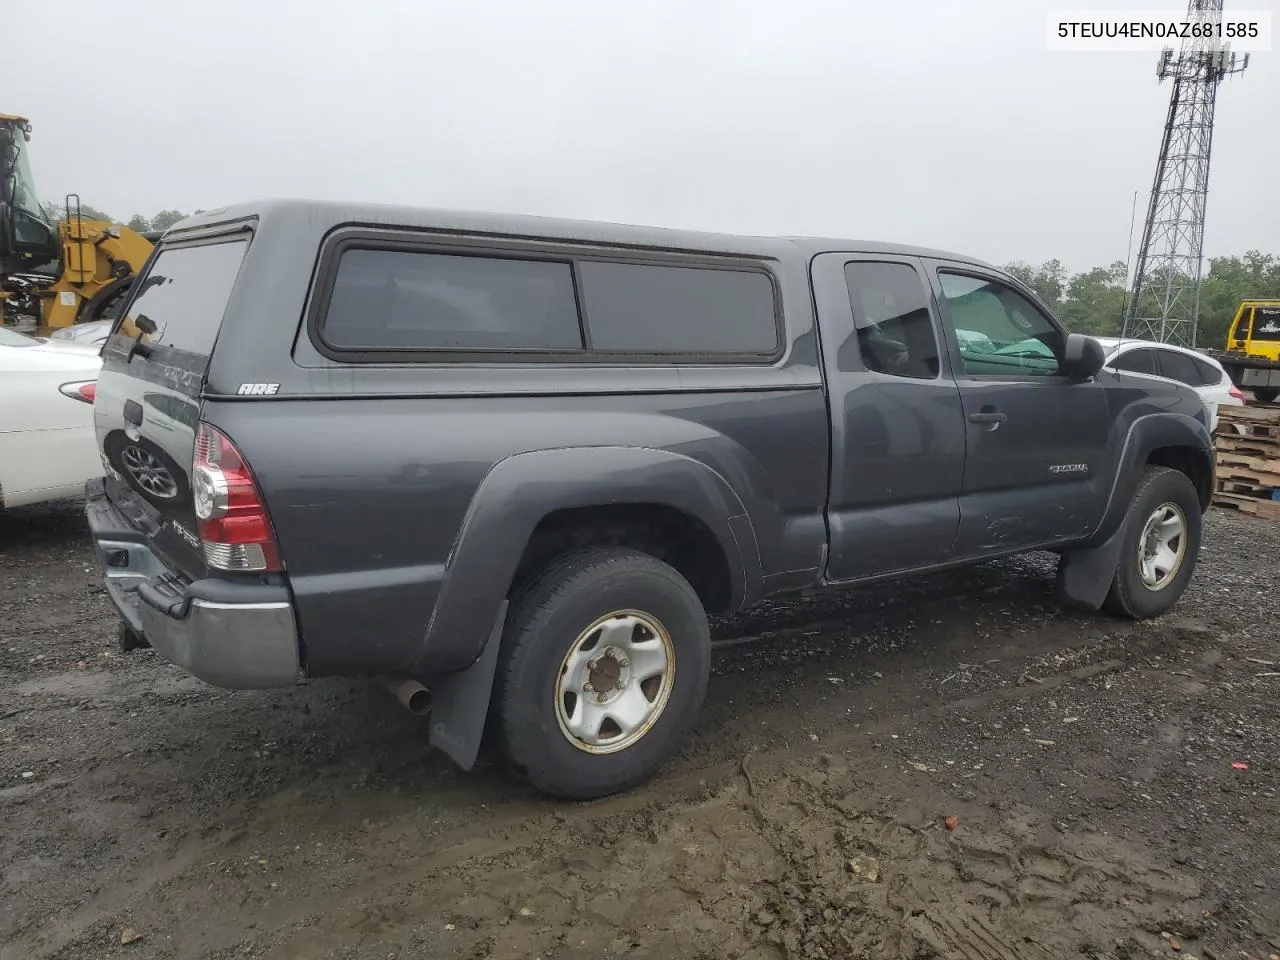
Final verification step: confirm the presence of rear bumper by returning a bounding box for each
[85,478,302,689]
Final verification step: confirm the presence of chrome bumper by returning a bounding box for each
[86,480,302,689]
[133,592,301,689]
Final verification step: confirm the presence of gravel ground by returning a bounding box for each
[1,499,1277,960]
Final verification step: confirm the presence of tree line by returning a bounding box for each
[39,201,198,234]
[1004,251,1280,348]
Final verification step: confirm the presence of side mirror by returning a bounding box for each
[1062,333,1105,381]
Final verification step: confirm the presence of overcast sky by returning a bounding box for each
[6,0,1276,274]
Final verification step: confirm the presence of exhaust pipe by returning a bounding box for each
[386,677,432,715]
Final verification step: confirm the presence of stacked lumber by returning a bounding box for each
[1214,403,1280,520]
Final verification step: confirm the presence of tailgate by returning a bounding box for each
[95,234,251,580]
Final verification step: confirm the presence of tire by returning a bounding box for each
[103,431,193,511]
[1102,466,1202,619]
[1254,387,1278,404]
[76,277,133,324]
[492,546,711,800]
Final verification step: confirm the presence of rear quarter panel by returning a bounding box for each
[209,389,829,676]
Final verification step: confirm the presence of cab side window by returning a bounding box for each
[938,272,1064,378]
[843,261,940,380]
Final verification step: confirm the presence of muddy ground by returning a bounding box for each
[1,501,1277,960]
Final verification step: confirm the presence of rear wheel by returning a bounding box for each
[1254,387,1278,404]
[1103,466,1202,619]
[492,547,711,800]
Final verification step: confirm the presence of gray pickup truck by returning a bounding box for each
[85,200,1214,799]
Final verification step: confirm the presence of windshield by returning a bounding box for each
[1,121,58,266]
[0,327,38,347]
[2,124,44,220]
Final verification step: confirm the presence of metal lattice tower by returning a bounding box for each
[1123,0,1249,347]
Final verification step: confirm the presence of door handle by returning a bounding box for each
[969,409,1007,432]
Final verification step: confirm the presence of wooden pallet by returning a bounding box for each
[1218,403,1280,439]
[1215,461,1280,487]
[1219,419,1280,441]
[1213,468,1280,521]
[1217,475,1280,498]
[1217,448,1280,471]
[1221,401,1280,421]
[1215,433,1280,457]
[1212,409,1280,519]
[1214,405,1280,460]
[1213,490,1280,521]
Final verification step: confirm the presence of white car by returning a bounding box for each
[48,320,113,345]
[1095,336,1245,432]
[0,327,103,509]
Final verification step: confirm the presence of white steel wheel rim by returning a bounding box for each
[554,609,676,755]
[1138,501,1187,591]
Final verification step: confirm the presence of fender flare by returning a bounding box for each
[414,445,762,678]
[417,445,762,771]
[1057,412,1212,611]
[1093,412,1213,541]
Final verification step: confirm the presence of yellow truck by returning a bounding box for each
[1,113,156,331]
[1203,299,1280,403]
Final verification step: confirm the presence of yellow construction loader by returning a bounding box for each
[1,112,156,332]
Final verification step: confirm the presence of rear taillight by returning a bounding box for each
[1229,384,1246,401]
[59,381,96,404]
[192,422,282,572]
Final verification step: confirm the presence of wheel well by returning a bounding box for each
[510,504,734,615]
[1147,445,1213,510]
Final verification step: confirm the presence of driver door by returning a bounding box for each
[925,262,1112,557]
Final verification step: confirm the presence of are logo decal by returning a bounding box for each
[1049,463,1089,475]
[236,382,280,396]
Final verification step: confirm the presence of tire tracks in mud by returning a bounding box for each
[255,733,1204,960]
[11,620,1176,960]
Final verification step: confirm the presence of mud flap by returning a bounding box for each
[428,601,508,771]
[1054,526,1125,612]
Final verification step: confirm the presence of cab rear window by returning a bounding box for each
[119,238,249,357]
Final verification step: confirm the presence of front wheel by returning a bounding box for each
[1254,387,1278,404]
[1103,466,1202,619]
[492,547,711,800]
